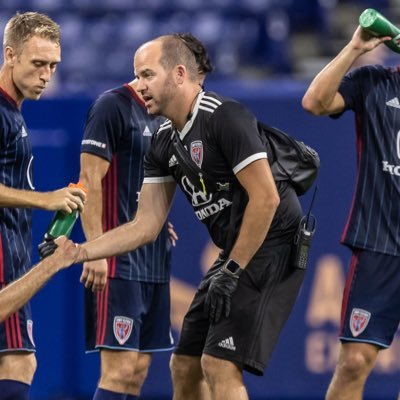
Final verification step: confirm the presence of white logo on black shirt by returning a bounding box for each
[169,155,178,167]
[21,126,28,137]
[81,139,106,149]
[386,97,400,109]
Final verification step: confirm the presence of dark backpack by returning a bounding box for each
[257,121,320,196]
[172,121,320,196]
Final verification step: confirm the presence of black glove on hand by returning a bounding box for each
[203,262,242,324]
[38,237,58,259]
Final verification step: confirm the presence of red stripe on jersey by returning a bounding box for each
[96,289,105,345]
[0,235,4,282]
[2,284,12,348]
[10,313,18,348]
[102,156,118,278]
[14,312,22,348]
[339,251,359,335]
[99,281,109,345]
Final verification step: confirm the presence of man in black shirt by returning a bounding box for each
[69,33,305,399]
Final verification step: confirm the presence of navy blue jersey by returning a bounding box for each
[143,91,270,250]
[334,65,400,255]
[81,84,171,282]
[0,89,33,283]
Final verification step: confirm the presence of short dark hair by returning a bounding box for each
[158,33,213,81]
[3,12,60,54]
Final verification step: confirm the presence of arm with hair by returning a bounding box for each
[76,182,176,263]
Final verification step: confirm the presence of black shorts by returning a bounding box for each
[174,183,305,375]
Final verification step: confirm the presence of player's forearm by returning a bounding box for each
[302,44,362,115]
[228,194,279,268]
[0,183,48,208]
[0,258,57,322]
[78,216,157,263]
[80,181,104,241]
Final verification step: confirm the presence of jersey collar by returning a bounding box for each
[177,91,204,140]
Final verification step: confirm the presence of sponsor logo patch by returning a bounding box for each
[113,316,133,345]
[350,308,371,337]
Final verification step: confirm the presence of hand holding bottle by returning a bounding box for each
[39,182,88,259]
[359,8,400,53]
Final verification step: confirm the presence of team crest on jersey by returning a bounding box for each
[190,140,203,168]
[27,319,35,347]
[113,316,133,345]
[350,308,371,337]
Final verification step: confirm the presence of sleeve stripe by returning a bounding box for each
[143,176,175,184]
[233,152,268,174]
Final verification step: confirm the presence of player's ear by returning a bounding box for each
[176,65,186,85]
[4,46,16,66]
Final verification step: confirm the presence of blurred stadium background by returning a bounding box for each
[1,0,400,399]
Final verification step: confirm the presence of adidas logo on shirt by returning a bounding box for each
[142,126,152,136]
[386,97,400,109]
[218,336,236,351]
[168,154,178,167]
[21,126,28,137]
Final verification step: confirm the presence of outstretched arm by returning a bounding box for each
[76,181,176,263]
[0,183,86,213]
[302,26,391,116]
[0,237,78,322]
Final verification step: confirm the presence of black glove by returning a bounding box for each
[202,261,242,324]
[38,237,58,259]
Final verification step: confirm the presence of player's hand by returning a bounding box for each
[80,259,108,292]
[38,237,57,259]
[201,267,241,324]
[44,186,87,213]
[167,222,178,247]
[43,236,79,271]
[351,25,391,53]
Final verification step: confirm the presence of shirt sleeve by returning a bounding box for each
[80,91,124,161]
[143,130,175,184]
[208,101,267,174]
[331,65,375,119]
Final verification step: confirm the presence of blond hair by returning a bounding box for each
[3,12,60,54]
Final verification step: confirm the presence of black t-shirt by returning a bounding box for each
[143,91,271,249]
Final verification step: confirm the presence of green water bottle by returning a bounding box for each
[45,182,87,239]
[359,8,400,53]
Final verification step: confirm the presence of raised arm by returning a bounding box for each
[302,26,391,116]
[78,153,110,291]
[76,181,176,263]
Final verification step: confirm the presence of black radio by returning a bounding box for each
[292,214,316,269]
[292,186,317,269]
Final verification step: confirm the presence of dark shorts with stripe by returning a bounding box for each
[339,249,400,348]
[174,182,305,376]
[0,283,35,352]
[85,278,174,352]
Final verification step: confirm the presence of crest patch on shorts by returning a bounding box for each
[113,316,133,345]
[350,308,371,337]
